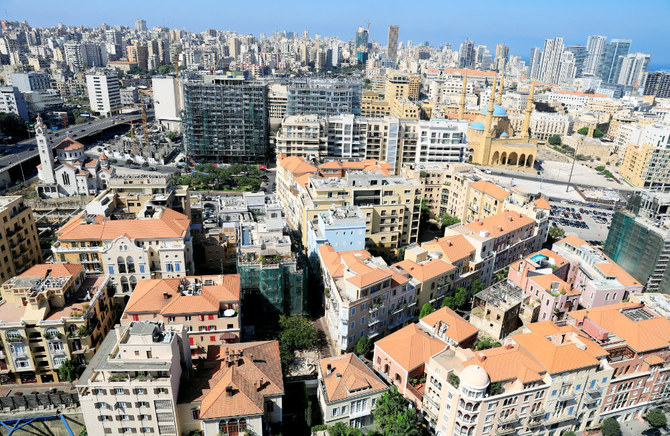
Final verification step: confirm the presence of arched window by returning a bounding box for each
[126,256,135,273]
[62,173,71,186]
[129,276,137,290]
[120,276,130,293]
[117,257,126,274]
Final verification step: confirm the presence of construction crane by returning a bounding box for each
[209,56,225,75]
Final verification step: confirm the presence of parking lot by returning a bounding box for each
[549,202,614,243]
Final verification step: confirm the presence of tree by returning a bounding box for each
[549,226,565,239]
[419,303,435,318]
[328,422,363,436]
[601,417,621,436]
[58,358,83,382]
[487,381,504,396]
[0,113,29,141]
[125,159,134,165]
[420,198,431,222]
[440,213,460,228]
[441,295,456,309]
[561,432,577,436]
[577,127,589,135]
[646,408,667,427]
[474,337,501,350]
[548,134,562,146]
[396,247,405,262]
[278,315,318,367]
[470,279,485,295]
[454,287,468,309]
[355,336,371,356]
[584,88,595,94]
[372,385,420,436]
[141,161,149,168]
[593,128,604,138]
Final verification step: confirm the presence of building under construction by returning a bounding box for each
[182,75,268,163]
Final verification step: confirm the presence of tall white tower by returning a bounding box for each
[35,116,56,184]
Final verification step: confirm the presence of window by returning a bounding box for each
[208,314,214,320]
[210,336,216,342]
[192,409,200,420]
[168,317,175,322]
[117,402,129,408]
[135,388,147,395]
[114,388,125,395]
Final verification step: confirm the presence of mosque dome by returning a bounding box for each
[470,122,485,130]
[480,104,507,116]
[460,365,490,389]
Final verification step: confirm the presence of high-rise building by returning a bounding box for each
[604,191,670,292]
[565,45,587,77]
[585,35,607,75]
[643,71,670,98]
[557,50,576,83]
[494,43,509,72]
[458,39,475,68]
[617,52,650,86]
[538,37,564,83]
[182,76,268,163]
[355,26,369,64]
[135,19,147,32]
[597,38,632,83]
[63,42,108,71]
[286,79,362,117]
[387,25,399,61]
[85,70,121,117]
[10,71,50,92]
[0,86,29,121]
[0,196,42,280]
[528,47,542,79]
[152,76,181,131]
[127,40,149,71]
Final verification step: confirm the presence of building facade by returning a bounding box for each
[0,196,42,281]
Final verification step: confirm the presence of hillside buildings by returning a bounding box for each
[0,196,42,280]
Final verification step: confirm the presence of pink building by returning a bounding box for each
[552,236,643,308]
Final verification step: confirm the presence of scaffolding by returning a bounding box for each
[237,258,308,317]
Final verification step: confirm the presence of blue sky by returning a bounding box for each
[5,0,670,67]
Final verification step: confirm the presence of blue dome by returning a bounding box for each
[500,132,509,137]
[470,122,485,130]
[480,104,507,116]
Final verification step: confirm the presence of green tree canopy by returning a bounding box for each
[372,385,420,436]
[646,408,667,427]
[328,422,363,436]
[0,113,29,141]
[441,295,456,309]
[593,128,604,138]
[549,226,566,239]
[58,358,83,382]
[548,134,562,146]
[278,315,318,367]
[440,213,460,227]
[454,287,468,309]
[474,337,502,351]
[419,303,435,318]
[470,279,485,295]
[601,417,621,436]
[577,127,589,135]
[355,336,371,356]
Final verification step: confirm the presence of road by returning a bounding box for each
[0,112,148,169]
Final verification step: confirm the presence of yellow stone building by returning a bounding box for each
[0,264,114,384]
[461,76,539,170]
[0,196,42,282]
[619,143,670,190]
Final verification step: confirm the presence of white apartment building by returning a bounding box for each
[152,76,182,131]
[615,123,670,148]
[508,112,570,141]
[77,322,190,436]
[86,71,121,117]
[0,86,29,121]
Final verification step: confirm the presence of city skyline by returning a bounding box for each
[4,0,670,68]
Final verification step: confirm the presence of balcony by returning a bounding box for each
[498,414,519,425]
[530,409,545,418]
[527,419,543,428]
[495,426,516,435]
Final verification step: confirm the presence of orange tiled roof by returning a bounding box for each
[57,208,190,241]
[534,197,551,210]
[528,274,577,296]
[197,341,284,419]
[278,155,317,176]
[569,303,670,353]
[54,138,84,151]
[463,344,546,383]
[318,245,370,280]
[556,235,588,247]
[442,68,497,77]
[19,263,83,279]
[594,259,641,287]
[514,322,607,374]
[464,210,535,238]
[554,90,609,98]
[420,307,478,344]
[422,234,475,264]
[319,354,387,402]
[124,275,240,316]
[394,259,456,282]
[471,180,510,201]
[319,161,343,170]
[375,324,446,371]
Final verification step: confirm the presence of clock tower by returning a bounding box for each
[35,116,56,184]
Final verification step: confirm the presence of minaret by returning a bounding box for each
[484,76,497,135]
[457,71,468,119]
[521,81,536,140]
[35,116,56,184]
[496,74,504,105]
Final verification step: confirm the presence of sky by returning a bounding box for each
[4,0,670,68]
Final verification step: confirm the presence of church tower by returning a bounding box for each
[35,116,56,184]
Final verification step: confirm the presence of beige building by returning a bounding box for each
[275,114,326,158]
[465,180,510,222]
[508,112,570,141]
[106,174,192,220]
[121,275,241,358]
[52,204,194,295]
[361,91,391,118]
[0,264,114,384]
[317,353,388,428]
[77,322,189,436]
[0,196,42,281]
[619,142,670,190]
